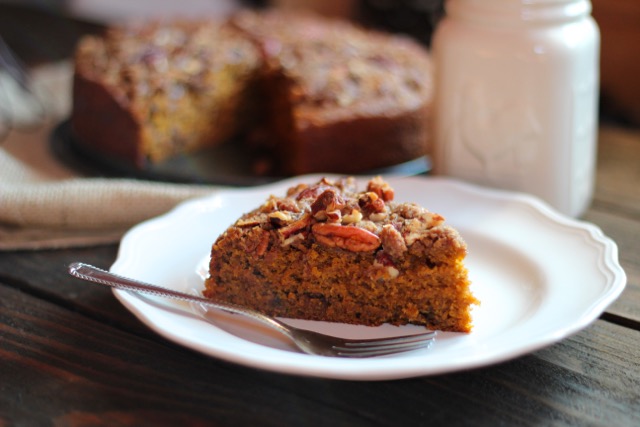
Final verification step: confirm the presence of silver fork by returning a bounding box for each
[68,262,436,358]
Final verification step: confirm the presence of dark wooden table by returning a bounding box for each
[1,4,640,426]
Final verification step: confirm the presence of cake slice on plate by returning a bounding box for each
[204,176,477,332]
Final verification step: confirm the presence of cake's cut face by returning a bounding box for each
[73,20,262,166]
[204,177,477,332]
[232,10,433,175]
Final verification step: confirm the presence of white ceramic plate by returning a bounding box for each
[111,175,626,380]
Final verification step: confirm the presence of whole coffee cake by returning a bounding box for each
[72,9,432,175]
[204,176,477,332]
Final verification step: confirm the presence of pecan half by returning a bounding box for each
[380,224,408,258]
[278,213,311,239]
[311,223,381,252]
[311,189,345,216]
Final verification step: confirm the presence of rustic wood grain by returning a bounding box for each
[1,282,639,426]
[1,124,638,425]
[584,125,640,323]
[593,126,640,214]
[0,2,638,422]
[0,245,149,333]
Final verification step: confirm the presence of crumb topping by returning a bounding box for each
[234,176,459,262]
[75,20,260,105]
[231,9,432,119]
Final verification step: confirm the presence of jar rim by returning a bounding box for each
[446,0,592,25]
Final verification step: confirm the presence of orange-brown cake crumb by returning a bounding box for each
[204,176,477,332]
[73,19,263,167]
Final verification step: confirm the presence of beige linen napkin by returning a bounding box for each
[0,62,216,250]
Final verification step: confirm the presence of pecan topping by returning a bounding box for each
[325,210,342,223]
[286,183,308,197]
[311,189,346,223]
[403,216,444,246]
[394,203,422,219]
[268,211,292,227]
[367,176,395,202]
[296,185,332,201]
[262,196,301,214]
[311,189,345,215]
[422,212,445,228]
[311,223,381,252]
[393,203,445,228]
[275,198,300,213]
[359,191,385,215]
[278,213,311,238]
[380,224,408,258]
[336,176,357,193]
[369,212,387,222]
[341,208,363,224]
[236,213,267,228]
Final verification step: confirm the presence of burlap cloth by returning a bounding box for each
[0,62,216,250]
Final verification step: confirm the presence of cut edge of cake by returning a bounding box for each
[204,176,478,333]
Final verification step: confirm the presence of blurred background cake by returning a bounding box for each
[230,8,433,175]
[72,20,263,167]
[4,0,635,179]
[70,7,434,176]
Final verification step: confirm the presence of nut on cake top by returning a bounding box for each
[233,176,466,262]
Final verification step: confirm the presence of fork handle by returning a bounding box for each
[67,262,291,336]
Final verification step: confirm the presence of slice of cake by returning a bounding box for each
[204,176,477,332]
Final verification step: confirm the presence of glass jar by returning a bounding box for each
[431,0,600,217]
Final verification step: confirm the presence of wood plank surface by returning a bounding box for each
[0,245,149,334]
[1,3,639,425]
[1,125,638,425]
[584,125,640,323]
[593,126,640,214]
[0,194,637,423]
[2,281,639,426]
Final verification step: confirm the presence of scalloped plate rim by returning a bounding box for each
[109,175,626,380]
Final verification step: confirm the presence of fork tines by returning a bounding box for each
[334,331,437,358]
